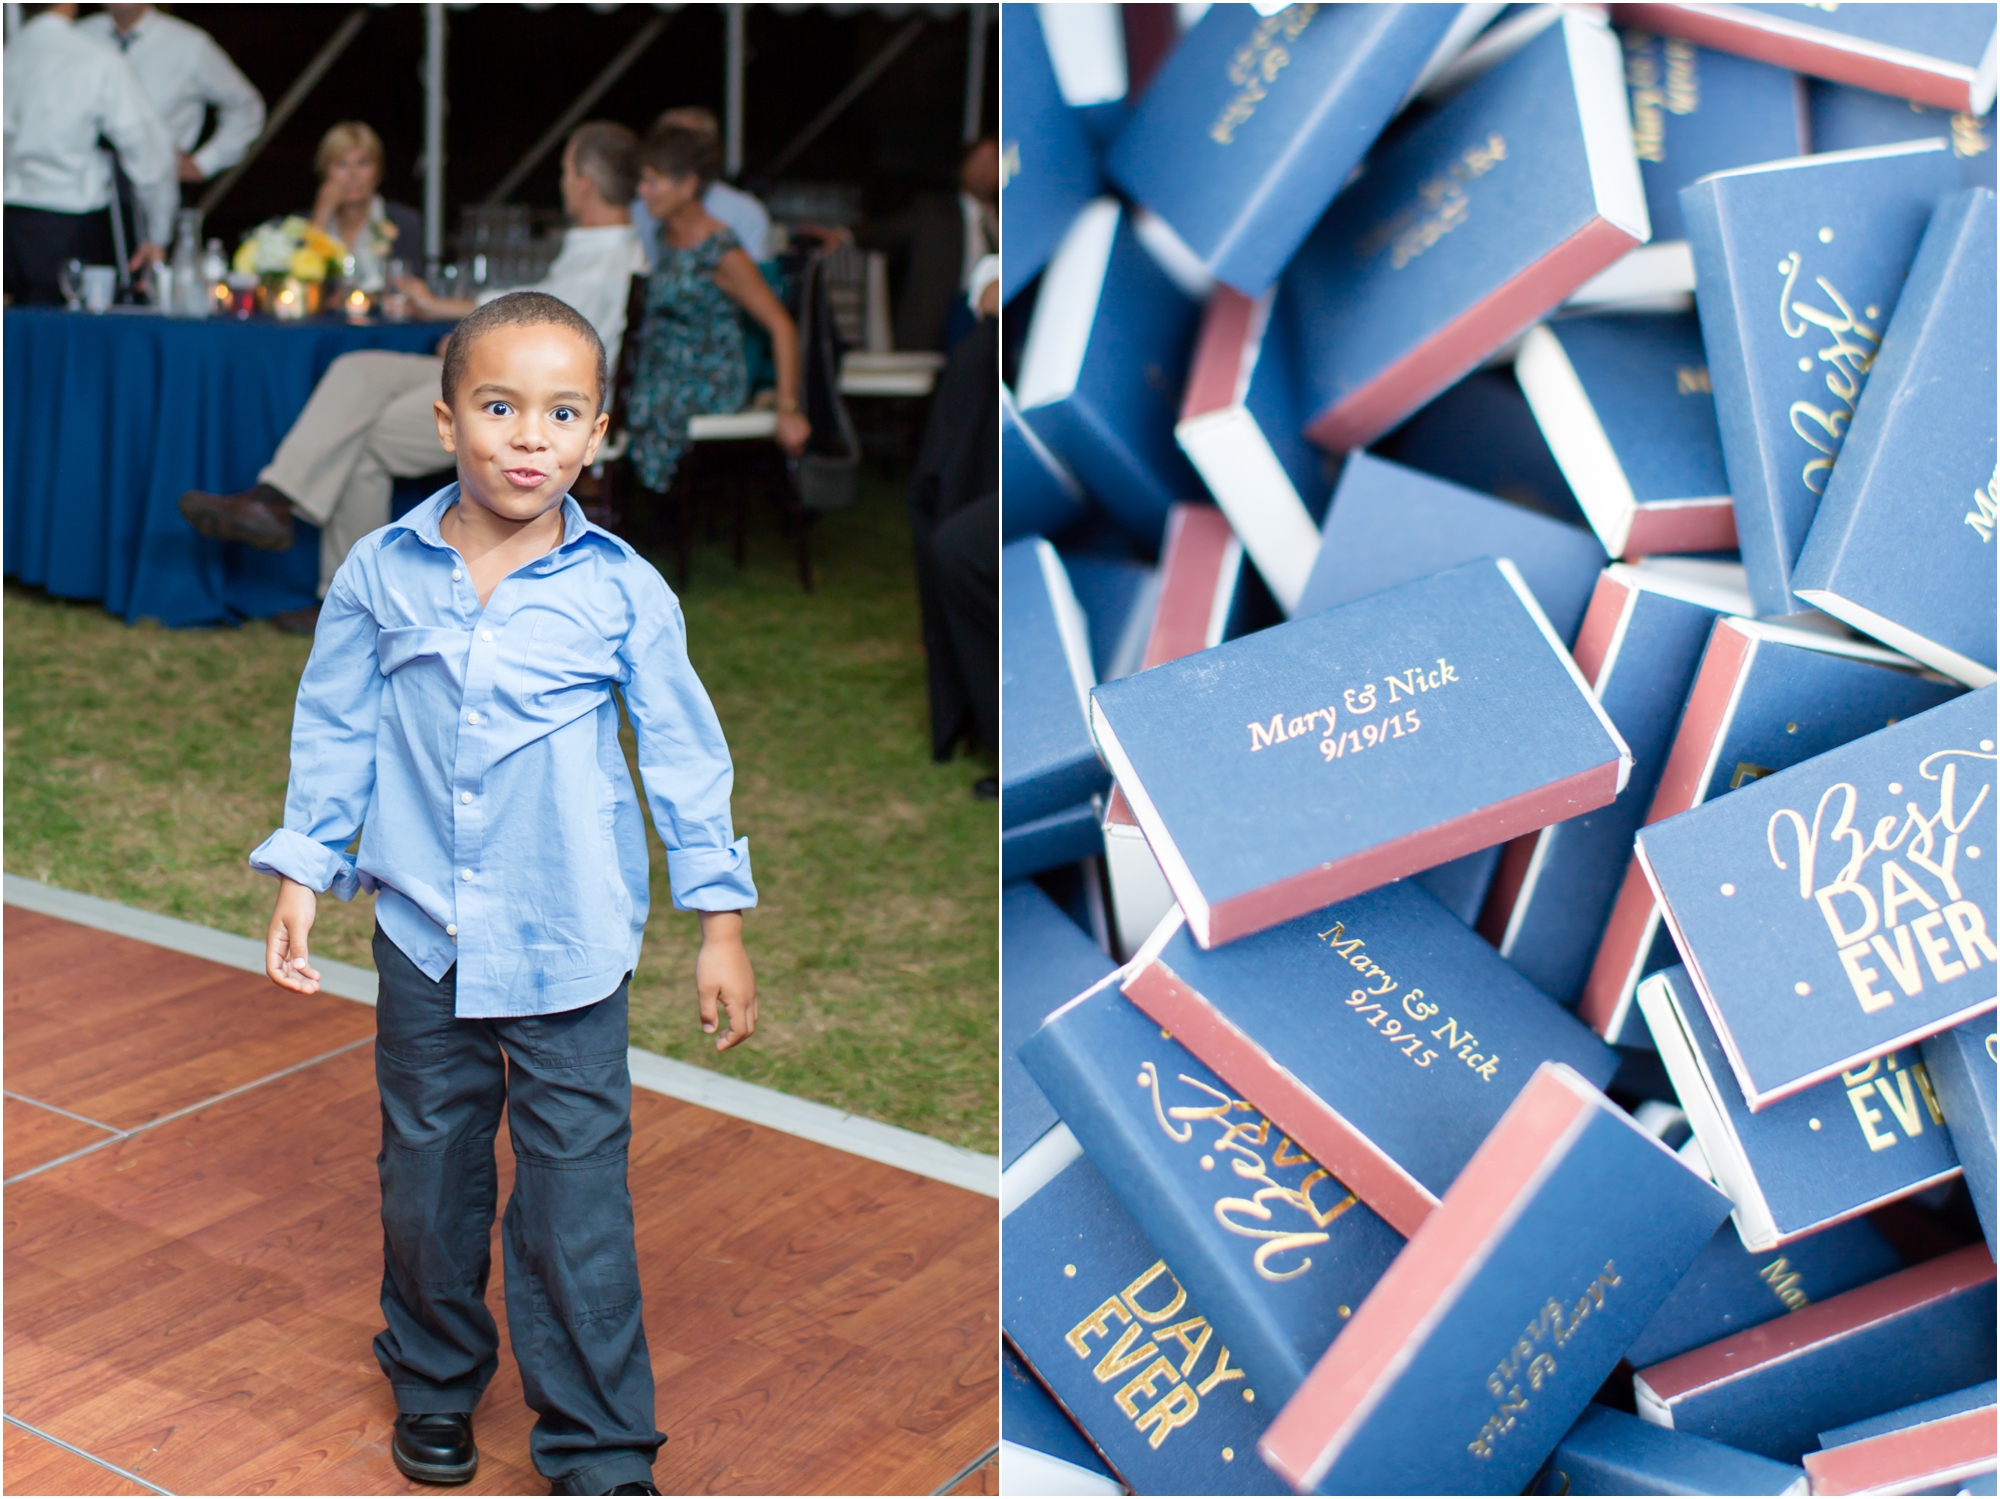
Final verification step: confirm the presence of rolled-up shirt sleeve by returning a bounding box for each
[247,573,384,900]
[617,574,757,912]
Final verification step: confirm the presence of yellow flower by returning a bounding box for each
[232,239,258,274]
[280,215,311,237]
[289,248,328,282]
[302,227,344,259]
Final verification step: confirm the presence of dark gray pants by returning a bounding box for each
[371,927,662,1494]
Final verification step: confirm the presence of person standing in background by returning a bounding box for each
[78,3,265,191]
[2,2,176,304]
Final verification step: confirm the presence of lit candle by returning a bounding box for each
[347,288,369,319]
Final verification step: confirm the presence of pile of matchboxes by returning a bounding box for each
[997,3,1997,1495]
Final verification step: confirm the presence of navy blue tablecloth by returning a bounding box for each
[4,309,452,626]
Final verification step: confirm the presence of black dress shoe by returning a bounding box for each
[607,1485,659,1496]
[178,483,297,552]
[392,1412,478,1485]
[972,775,998,801]
[271,603,321,636]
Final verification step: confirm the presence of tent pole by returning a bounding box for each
[758,15,925,181]
[725,4,746,180]
[424,2,446,274]
[480,12,672,206]
[194,6,371,218]
[962,4,990,143]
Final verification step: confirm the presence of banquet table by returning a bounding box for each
[4,308,453,627]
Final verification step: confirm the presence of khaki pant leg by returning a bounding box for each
[317,379,457,594]
[261,352,444,525]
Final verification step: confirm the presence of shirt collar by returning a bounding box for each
[115,7,157,42]
[391,482,603,560]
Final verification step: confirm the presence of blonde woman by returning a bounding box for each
[306,121,419,276]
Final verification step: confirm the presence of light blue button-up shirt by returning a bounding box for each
[249,485,755,1018]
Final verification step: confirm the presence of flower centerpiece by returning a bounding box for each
[232,217,343,318]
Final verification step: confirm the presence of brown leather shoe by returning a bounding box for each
[178,483,296,552]
[272,604,321,636]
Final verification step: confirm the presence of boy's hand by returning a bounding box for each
[266,877,323,994]
[695,910,757,1052]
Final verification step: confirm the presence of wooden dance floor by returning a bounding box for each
[3,908,998,1496]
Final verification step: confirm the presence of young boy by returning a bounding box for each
[249,291,757,1497]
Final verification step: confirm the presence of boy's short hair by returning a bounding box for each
[566,121,639,207]
[639,123,720,193]
[440,292,608,415]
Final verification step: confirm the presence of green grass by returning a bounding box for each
[4,468,998,1151]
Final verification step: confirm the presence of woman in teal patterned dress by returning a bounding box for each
[628,124,808,493]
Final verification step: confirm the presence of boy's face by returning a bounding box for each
[434,322,607,525]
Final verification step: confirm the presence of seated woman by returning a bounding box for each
[626,122,808,497]
[307,122,421,283]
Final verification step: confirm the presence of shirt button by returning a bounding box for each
[461,791,473,803]
[481,629,493,642]
[452,568,463,581]
[466,711,479,724]
[446,923,458,937]
[461,869,473,882]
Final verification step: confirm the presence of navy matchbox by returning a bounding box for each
[1035,1,1130,152]
[1280,12,1649,453]
[1002,1153,1291,1494]
[1001,798,1104,885]
[1514,312,1736,558]
[1638,964,1960,1250]
[1569,31,1805,310]
[1635,686,1998,1109]
[1679,138,1962,618]
[999,3,1101,305]
[1000,538,1106,833]
[1612,3,1997,115]
[1000,1343,1120,1497]
[1090,557,1632,950]
[1100,504,1251,958]
[1063,551,1157,686]
[1013,198,1206,551]
[1624,1217,1903,1369]
[1529,1402,1808,1495]
[1482,559,1753,1009]
[1002,879,1116,1169]
[1176,284,1337,615]
[1579,616,1963,1047]
[1258,1061,1733,1495]
[1118,878,1618,1239]
[1373,363,1589,526]
[1808,78,1997,194]
[1631,1242,1998,1464]
[1921,1012,1998,1257]
[1294,451,1606,647]
[1106,3,1487,299]
[1000,386,1088,544]
[1792,186,1998,690]
[1020,977,1405,1410]
[1804,1381,1999,1497]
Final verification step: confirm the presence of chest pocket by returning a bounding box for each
[377,626,469,681]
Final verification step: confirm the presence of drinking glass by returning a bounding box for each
[381,258,410,323]
[58,259,84,310]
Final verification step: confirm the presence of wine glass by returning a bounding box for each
[58,259,84,311]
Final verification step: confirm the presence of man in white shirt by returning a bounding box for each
[628,106,772,263]
[79,4,265,188]
[178,123,648,627]
[2,2,176,303]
